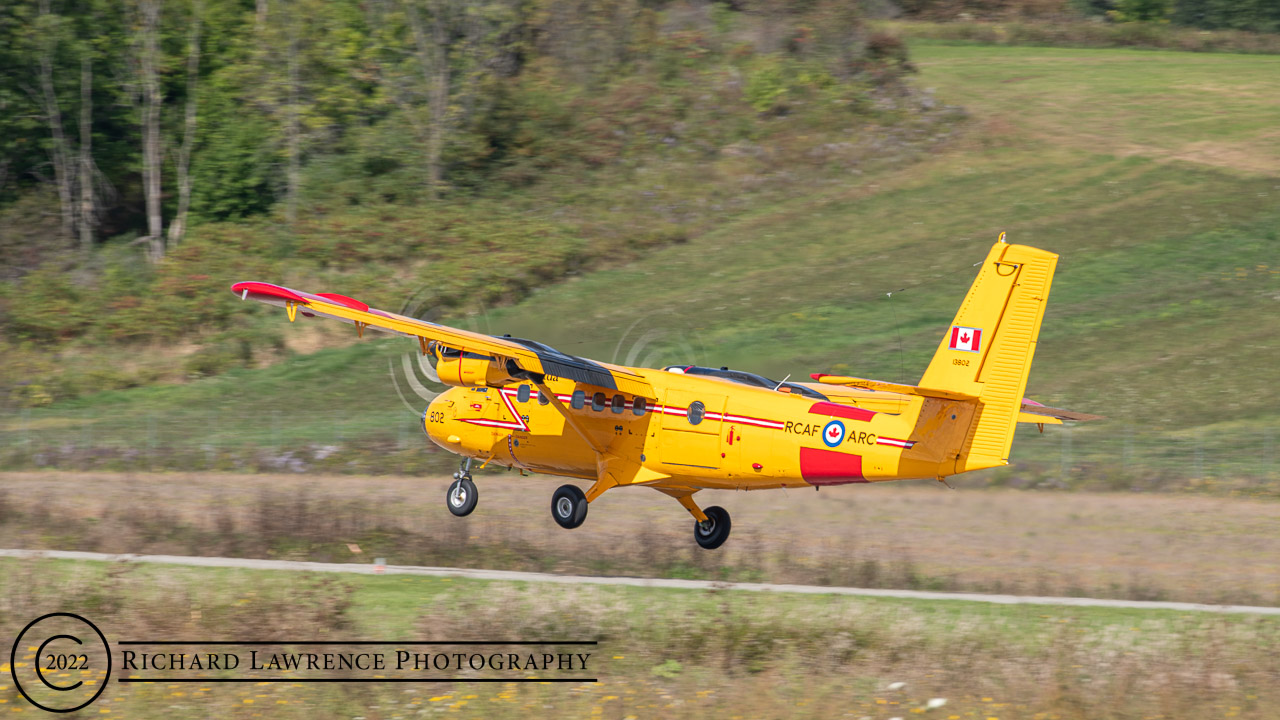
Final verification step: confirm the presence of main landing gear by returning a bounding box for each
[693,506,731,550]
[446,458,478,517]
[650,486,732,548]
[673,494,731,549]
[551,485,588,529]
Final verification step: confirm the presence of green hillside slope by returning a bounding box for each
[5,44,1278,489]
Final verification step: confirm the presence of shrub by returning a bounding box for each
[1,263,94,342]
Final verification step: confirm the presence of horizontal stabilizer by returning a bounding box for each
[809,374,977,401]
[1020,401,1104,422]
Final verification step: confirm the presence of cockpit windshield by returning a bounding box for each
[662,365,828,400]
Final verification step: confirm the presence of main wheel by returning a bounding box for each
[551,485,588,529]
[694,506,731,549]
[446,477,478,517]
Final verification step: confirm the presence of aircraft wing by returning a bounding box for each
[230,281,652,397]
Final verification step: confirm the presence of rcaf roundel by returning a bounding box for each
[822,420,845,448]
[949,326,982,353]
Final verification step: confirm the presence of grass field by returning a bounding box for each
[4,471,1279,607]
[2,43,1277,487]
[2,557,1278,719]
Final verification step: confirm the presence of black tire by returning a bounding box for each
[694,506,731,549]
[551,485,588,529]
[446,477,478,517]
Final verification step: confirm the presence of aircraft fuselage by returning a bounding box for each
[424,369,978,490]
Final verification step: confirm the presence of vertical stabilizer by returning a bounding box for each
[918,239,1058,473]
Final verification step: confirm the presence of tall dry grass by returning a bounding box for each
[412,581,1280,718]
[5,559,1275,719]
[3,471,1279,606]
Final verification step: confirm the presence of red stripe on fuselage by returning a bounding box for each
[799,447,867,485]
[808,402,876,422]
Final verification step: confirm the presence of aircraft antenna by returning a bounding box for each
[885,290,906,384]
[773,374,791,391]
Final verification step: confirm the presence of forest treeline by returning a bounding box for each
[5,0,1270,408]
[0,0,912,265]
[5,0,1271,272]
[897,0,1280,27]
[2,0,949,406]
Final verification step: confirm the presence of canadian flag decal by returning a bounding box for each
[949,326,982,353]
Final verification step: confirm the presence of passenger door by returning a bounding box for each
[657,389,726,470]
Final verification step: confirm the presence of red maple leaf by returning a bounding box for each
[960,333,971,344]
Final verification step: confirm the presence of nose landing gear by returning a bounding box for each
[446,458,478,517]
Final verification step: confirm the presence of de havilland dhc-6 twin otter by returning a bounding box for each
[232,234,1098,549]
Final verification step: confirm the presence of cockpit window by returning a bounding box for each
[660,365,828,400]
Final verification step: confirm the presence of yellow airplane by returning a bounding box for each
[232,235,1097,549]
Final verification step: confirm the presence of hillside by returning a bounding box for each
[488,44,1280,489]
[4,42,1278,490]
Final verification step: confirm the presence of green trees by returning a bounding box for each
[1173,0,1280,32]
[2,0,1276,269]
[0,0,949,404]
[0,0,933,258]
[2,0,120,250]
[894,0,1280,29]
[0,0,213,260]
[1111,0,1172,22]
[373,0,518,199]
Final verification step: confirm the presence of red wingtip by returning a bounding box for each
[231,281,310,304]
[315,293,370,312]
[810,373,827,381]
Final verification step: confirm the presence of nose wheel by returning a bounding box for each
[551,484,588,529]
[446,476,477,516]
[446,459,478,517]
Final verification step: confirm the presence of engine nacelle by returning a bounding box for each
[433,345,519,388]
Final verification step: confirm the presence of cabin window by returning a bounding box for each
[592,392,607,411]
[571,390,585,410]
[517,385,531,403]
[538,391,550,405]
[632,397,647,416]
[611,394,625,413]
[687,401,706,426]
